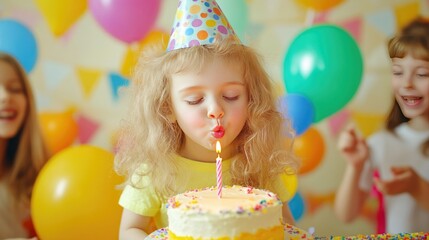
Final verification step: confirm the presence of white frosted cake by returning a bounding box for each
[166,185,284,239]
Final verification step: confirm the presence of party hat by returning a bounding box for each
[167,0,241,51]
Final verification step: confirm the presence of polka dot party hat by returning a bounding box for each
[167,0,241,51]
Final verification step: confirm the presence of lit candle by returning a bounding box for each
[216,141,222,198]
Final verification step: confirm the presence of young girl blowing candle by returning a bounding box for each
[114,0,299,238]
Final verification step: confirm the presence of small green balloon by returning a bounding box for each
[283,24,363,122]
[217,0,248,43]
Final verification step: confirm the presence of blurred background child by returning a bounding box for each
[0,52,50,239]
[334,17,429,233]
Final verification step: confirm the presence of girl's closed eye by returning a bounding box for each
[2,82,24,94]
[416,70,429,78]
[223,88,243,101]
[185,97,204,105]
[223,95,239,101]
[391,65,402,76]
[9,85,24,94]
[416,73,429,78]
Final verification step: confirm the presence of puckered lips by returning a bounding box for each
[212,125,225,139]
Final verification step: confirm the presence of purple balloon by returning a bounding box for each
[89,0,161,44]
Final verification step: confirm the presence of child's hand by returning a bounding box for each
[337,125,369,168]
[373,166,418,195]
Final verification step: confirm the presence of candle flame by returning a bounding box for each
[216,141,221,154]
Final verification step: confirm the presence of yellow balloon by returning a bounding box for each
[120,30,170,77]
[279,173,298,201]
[31,145,123,240]
[34,0,87,36]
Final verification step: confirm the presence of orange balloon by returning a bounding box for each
[295,0,344,11]
[120,30,170,77]
[39,110,79,154]
[293,127,325,175]
[31,145,124,240]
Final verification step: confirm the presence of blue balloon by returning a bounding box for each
[0,19,38,72]
[279,94,314,136]
[288,191,305,221]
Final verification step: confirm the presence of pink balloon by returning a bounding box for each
[89,0,161,44]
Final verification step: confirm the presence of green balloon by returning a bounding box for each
[283,24,363,122]
[217,0,248,43]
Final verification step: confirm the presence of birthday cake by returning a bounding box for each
[166,185,284,239]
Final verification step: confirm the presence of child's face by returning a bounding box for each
[0,60,27,140]
[391,54,429,120]
[170,58,248,161]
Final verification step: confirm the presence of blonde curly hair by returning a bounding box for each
[115,39,299,198]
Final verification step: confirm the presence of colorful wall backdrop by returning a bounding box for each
[1,0,427,237]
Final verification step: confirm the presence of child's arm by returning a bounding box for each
[282,204,295,226]
[334,163,369,222]
[119,208,152,239]
[334,126,370,222]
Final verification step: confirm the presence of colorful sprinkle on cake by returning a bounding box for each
[167,185,285,239]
